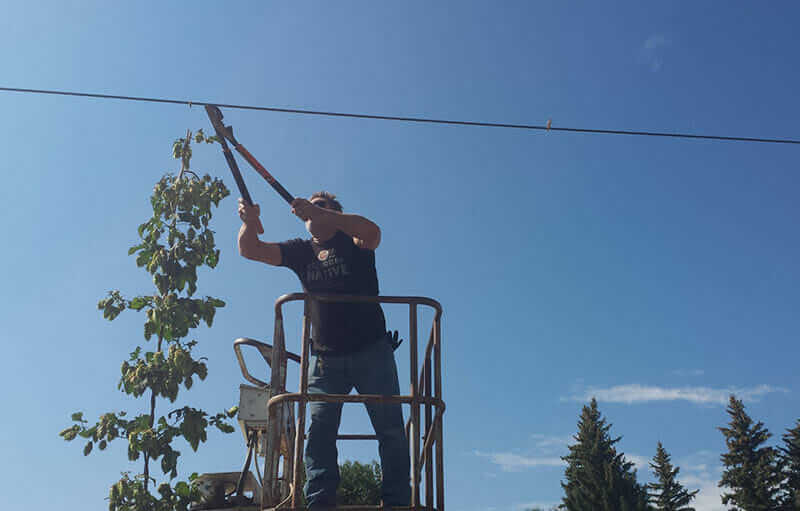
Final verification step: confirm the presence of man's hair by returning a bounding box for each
[309,191,343,212]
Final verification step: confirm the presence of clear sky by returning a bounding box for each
[1,2,799,510]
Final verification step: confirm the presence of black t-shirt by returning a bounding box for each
[279,230,386,354]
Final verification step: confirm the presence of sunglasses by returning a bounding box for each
[311,200,330,208]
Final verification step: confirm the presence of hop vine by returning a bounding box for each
[60,129,235,511]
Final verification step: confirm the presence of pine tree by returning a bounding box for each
[561,398,650,511]
[647,442,698,511]
[780,419,800,510]
[718,395,783,510]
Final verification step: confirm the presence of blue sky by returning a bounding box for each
[1,2,799,510]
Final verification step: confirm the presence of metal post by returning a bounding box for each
[434,316,444,511]
[267,312,286,505]
[409,304,419,509]
[291,298,312,507]
[424,350,433,510]
[273,315,292,502]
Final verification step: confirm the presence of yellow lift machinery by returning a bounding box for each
[193,293,445,511]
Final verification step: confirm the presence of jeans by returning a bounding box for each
[304,334,411,508]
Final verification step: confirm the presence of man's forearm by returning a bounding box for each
[322,210,381,248]
[238,222,260,258]
[238,222,283,265]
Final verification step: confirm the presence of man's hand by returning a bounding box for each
[237,197,279,264]
[293,198,339,241]
[291,198,322,221]
[238,197,264,234]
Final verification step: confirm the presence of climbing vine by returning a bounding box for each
[60,130,236,511]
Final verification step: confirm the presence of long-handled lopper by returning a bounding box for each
[205,105,296,233]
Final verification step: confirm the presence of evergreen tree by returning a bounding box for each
[561,398,650,511]
[647,442,698,511]
[337,460,382,505]
[780,419,800,510]
[718,395,783,510]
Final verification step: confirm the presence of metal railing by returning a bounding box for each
[235,293,444,511]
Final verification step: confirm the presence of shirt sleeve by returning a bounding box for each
[278,238,310,277]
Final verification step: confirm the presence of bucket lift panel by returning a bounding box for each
[195,294,445,511]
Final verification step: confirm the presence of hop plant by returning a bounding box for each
[60,130,236,511]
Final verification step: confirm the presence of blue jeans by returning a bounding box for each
[304,334,411,507]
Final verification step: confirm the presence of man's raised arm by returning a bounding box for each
[292,198,381,250]
[238,198,282,266]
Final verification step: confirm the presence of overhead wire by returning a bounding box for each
[1,86,798,145]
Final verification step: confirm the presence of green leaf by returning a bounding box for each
[175,481,190,497]
[161,450,179,476]
[177,270,187,292]
[129,296,148,311]
[59,427,78,441]
[157,482,172,499]
[83,441,93,456]
[71,412,84,422]
[135,249,151,268]
[128,442,140,461]
[216,422,235,434]
[127,243,145,256]
[172,139,184,159]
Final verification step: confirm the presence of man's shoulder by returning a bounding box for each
[282,237,312,247]
[279,237,313,267]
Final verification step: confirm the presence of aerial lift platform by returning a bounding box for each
[193,293,445,511]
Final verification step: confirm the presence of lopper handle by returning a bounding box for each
[205,104,295,206]
[233,145,295,205]
[220,146,264,234]
[206,105,264,233]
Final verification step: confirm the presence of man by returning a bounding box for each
[237,191,410,508]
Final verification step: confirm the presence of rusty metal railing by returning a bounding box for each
[254,293,445,511]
